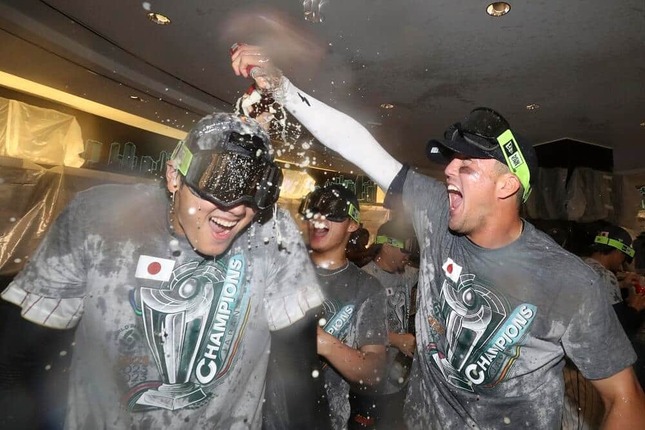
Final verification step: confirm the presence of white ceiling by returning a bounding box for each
[0,0,643,175]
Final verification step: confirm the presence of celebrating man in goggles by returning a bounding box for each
[0,112,330,429]
[300,183,388,430]
[299,184,361,223]
[231,46,645,430]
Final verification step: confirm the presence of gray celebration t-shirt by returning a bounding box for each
[316,262,387,430]
[362,261,418,394]
[2,183,323,430]
[583,257,623,305]
[401,170,635,430]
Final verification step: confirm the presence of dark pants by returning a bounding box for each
[348,389,407,430]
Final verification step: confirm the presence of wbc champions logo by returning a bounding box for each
[428,258,537,392]
[129,255,249,411]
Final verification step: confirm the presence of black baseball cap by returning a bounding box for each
[171,113,283,210]
[426,107,538,202]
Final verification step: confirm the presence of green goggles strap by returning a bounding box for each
[172,141,194,176]
[347,203,360,223]
[496,129,532,202]
[375,235,405,249]
[594,235,635,258]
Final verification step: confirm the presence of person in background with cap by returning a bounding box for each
[299,183,388,430]
[561,223,645,430]
[349,219,419,429]
[0,112,330,429]
[231,46,645,429]
[584,224,645,336]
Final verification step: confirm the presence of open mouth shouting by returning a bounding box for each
[447,184,463,213]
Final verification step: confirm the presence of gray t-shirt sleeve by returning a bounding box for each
[262,208,324,331]
[354,272,388,348]
[583,258,623,305]
[401,170,450,259]
[561,275,636,380]
[10,192,89,299]
[1,191,90,328]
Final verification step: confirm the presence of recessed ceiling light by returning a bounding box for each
[380,103,394,109]
[526,103,540,110]
[486,2,511,17]
[147,12,171,25]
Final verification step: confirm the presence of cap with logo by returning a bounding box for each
[426,107,538,202]
[299,183,360,223]
[171,112,283,210]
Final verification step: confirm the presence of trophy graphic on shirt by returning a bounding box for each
[136,261,220,410]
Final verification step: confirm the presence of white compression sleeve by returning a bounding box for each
[281,78,402,191]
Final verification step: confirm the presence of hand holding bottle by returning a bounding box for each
[230,43,283,94]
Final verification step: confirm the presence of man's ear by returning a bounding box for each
[166,162,180,193]
[497,173,521,201]
[347,221,360,234]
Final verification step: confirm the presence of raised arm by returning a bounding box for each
[231,44,402,191]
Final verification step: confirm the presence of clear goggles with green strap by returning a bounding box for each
[594,235,635,258]
[446,107,532,202]
[375,235,419,255]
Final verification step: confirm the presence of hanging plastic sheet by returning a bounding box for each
[0,156,149,276]
[525,166,642,230]
[0,97,84,167]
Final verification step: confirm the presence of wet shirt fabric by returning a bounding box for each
[401,171,635,430]
[315,262,388,430]
[362,261,418,394]
[1,183,323,430]
[583,257,623,306]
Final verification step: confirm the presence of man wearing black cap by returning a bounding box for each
[231,47,645,429]
[0,113,329,429]
[299,183,388,430]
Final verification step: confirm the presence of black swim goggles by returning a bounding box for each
[298,187,360,223]
[172,131,283,210]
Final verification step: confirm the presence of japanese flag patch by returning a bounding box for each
[135,255,175,282]
[442,258,462,283]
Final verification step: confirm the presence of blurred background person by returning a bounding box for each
[349,219,419,429]
[300,183,387,430]
[563,223,645,430]
[584,224,645,335]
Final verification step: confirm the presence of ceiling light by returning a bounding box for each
[147,12,171,25]
[380,103,394,109]
[486,2,511,17]
[526,103,540,110]
[130,95,145,102]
